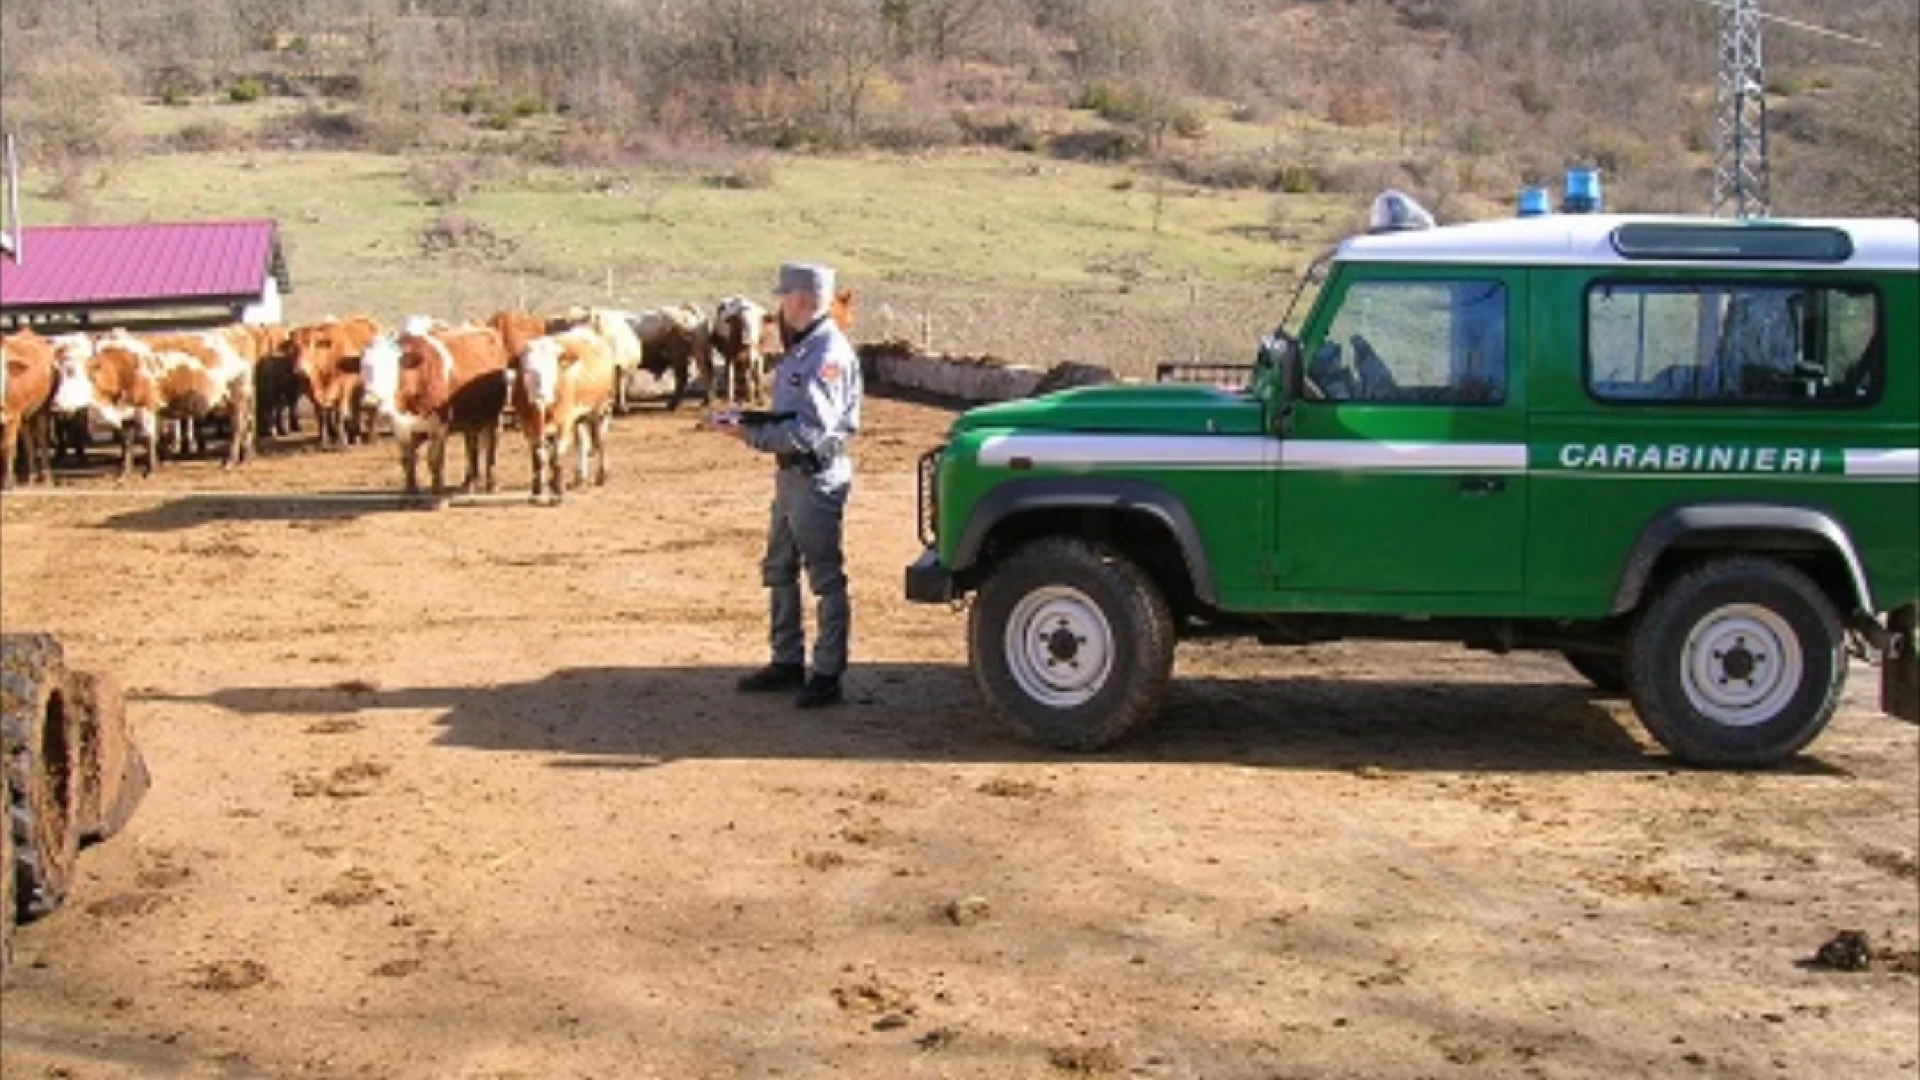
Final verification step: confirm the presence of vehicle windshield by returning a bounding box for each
[1277,247,1336,341]
[1250,247,1336,401]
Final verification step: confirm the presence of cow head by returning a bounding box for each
[394,331,456,417]
[519,336,565,413]
[831,287,856,333]
[356,334,406,417]
[49,335,105,415]
[290,323,342,395]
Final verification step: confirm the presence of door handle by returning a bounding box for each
[1458,475,1507,495]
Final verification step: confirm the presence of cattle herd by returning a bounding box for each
[0,289,854,502]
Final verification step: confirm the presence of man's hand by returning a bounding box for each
[706,411,749,442]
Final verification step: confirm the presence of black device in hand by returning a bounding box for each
[738,410,795,426]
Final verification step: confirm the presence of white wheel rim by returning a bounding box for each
[1003,585,1114,708]
[1681,603,1803,727]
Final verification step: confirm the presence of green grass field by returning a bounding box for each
[15,100,1403,376]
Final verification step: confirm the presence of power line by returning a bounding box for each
[1681,0,1883,48]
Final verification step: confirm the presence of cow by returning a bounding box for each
[626,305,711,411]
[513,327,618,504]
[359,321,510,497]
[288,315,380,449]
[2,328,58,488]
[487,310,563,361]
[43,334,96,465]
[49,331,163,480]
[555,306,645,415]
[243,322,303,439]
[706,296,782,407]
[831,287,856,335]
[140,329,256,468]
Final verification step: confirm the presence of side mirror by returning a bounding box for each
[1257,333,1301,434]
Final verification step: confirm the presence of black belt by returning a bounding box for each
[776,452,824,474]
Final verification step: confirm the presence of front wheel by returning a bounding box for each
[1626,557,1845,768]
[968,538,1174,750]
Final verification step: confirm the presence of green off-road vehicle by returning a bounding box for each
[905,198,1920,767]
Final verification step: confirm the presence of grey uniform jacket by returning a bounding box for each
[746,317,863,488]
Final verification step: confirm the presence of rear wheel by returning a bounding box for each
[1626,557,1844,768]
[968,538,1174,750]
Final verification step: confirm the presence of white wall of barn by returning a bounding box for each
[240,275,281,325]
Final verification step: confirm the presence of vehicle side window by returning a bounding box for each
[1309,280,1507,405]
[1586,282,1881,406]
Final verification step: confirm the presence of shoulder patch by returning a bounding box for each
[820,359,841,382]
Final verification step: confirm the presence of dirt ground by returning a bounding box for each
[1,393,1915,1080]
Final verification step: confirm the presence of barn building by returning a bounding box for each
[0,219,291,332]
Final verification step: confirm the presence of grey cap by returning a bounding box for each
[773,261,834,297]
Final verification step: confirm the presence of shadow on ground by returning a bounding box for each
[132,661,1780,774]
[89,490,514,531]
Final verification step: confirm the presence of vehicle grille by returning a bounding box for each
[916,445,943,548]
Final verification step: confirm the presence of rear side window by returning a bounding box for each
[1587,282,1881,406]
[1309,280,1507,404]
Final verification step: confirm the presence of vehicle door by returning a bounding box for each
[1275,267,1529,597]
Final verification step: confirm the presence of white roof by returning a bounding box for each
[1337,214,1918,273]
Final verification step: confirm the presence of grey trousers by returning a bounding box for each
[761,467,851,677]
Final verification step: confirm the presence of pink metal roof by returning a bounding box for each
[0,220,281,312]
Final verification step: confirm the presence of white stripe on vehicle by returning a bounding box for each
[1282,441,1527,473]
[975,436,1916,480]
[977,435,1274,469]
[1844,448,1920,479]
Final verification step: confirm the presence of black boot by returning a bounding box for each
[795,674,844,709]
[737,663,806,692]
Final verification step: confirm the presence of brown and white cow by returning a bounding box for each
[627,305,711,411]
[555,306,644,415]
[830,287,856,336]
[49,331,163,480]
[288,315,380,449]
[487,310,565,361]
[512,327,617,504]
[2,328,58,488]
[359,322,510,496]
[706,296,782,407]
[140,329,256,468]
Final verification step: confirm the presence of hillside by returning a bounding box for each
[1,0,1914,365]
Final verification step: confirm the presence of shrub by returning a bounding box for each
[1276,163,1319,194]
[228,78,265,104]
[1049,128,1143,163]
[1162,151,1279,191]
[1170,108,1209,140]
[1511,78,1554,119]
[956,112,1043,152]
[1228,100,1270,124]
[1455,119,1495,156]
[1766,73,1804,97]
[173,119,239,152]
[1075,82,1121,115]
[161,85,191,107]
[408,156,489,206]
[709,156,776,190]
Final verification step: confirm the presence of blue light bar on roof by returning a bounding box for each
[1517,186,1551,217]
[1562,167,1601,214]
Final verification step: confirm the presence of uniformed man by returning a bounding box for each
[716,261,863,708]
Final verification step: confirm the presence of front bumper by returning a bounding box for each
[905,547,955,604]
